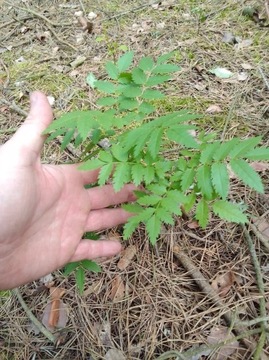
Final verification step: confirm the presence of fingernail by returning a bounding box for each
[30,92,39,105]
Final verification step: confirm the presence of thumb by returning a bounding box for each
[9,91,53,163]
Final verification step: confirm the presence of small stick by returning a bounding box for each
[5,2,72,27]
[249,222,269,252]
[0,98,27,117]
[0,59,10,88]
[265,1,269,21]
[258,66,269,90]
[12,288,56,343]
[242,226,267,360]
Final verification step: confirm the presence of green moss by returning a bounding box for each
[0,290,11,305]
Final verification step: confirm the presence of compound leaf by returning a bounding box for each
[230,159,264,193]
[117,51,134,72]
[195,198,209,228]
[211,162,229,198]
[212,200,248,223]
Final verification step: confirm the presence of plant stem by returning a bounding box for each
[12,288,56,343]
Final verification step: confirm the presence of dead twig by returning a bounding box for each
[12,288,56,343]
[0,98,27,117]
[242,225,267,360]
[258,66,269,91]
[45,24,77,52]
[265,1,269,21]
[249,222,269,252]
[5,2,72,27]
[0,59,10,88]
[172,242,258,354]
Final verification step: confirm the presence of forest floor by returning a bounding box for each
[1,0,269,359]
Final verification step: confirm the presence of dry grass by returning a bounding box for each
[1,0,269,359]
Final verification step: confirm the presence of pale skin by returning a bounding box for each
[0,91,136,290]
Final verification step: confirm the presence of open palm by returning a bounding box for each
[0,92,135,289]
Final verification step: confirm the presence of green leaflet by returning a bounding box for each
[181,168,195,191]
[44,111,93,133]
[145,214,162,244]
[230,159,264,193]
[143,166,155,184]
[75,267,85,295]
[117,51,134,72]
[245,146,269,160]
[213,138,239,161]
[60,129,75,150]
[195,198,209,228]
[146,75,171,86]
[98,163,113,185]
[157,52,175,64]
[196,164,214,199]
[155,207,174,225]
[131,163,144,185]
[142,89,164,99]
[105,61,119,80]
[122,203,144,214]
[211,162,229,199]
[212,200,248,223]
[132,67,147,85]
[229,137,262,159]
[81,260,101,273]
[96,97,118,106]
[79,158,104,171]
[138,56,154,71]
[147,127,163,158]
[152,64,180,74]
[94,80,117,94]
[121,84,142,98]
[200,142,220,164]
[137,194,162,206]
[167,127,198,148]
[64,262,79,276]
[113,162,131,191]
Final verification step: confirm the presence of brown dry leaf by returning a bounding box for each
[254,218,269,239]
[250,161,269,172]
[42,300,68,331]
[206,104,222,113]
[207,326,239,359]
[211,271,235,297]
[105,349,126,360]
[187,220,199,229]
[41,287,66,330]
[110,275,125,301]
[78,16,93,33]
[117,245,136,270]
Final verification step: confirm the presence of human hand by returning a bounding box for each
[0,92,135,290]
